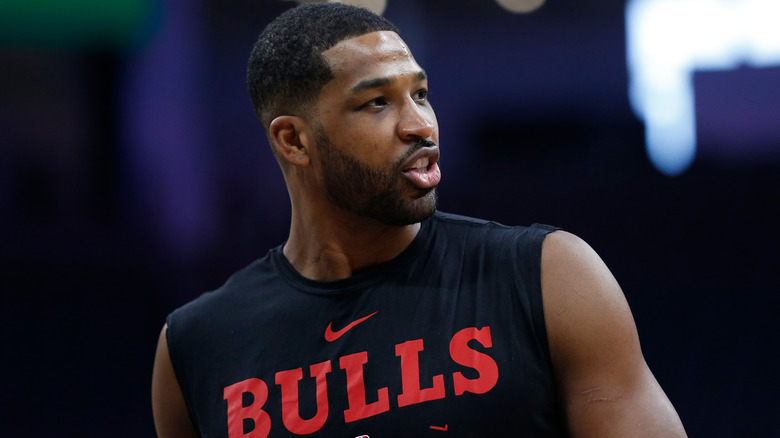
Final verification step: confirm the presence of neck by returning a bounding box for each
[283,209,422,281]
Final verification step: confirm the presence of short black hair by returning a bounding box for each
[247,2,399,128]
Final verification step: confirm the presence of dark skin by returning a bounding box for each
[275,31,439,281]
[152,31,687,437]
[541,231,687,437]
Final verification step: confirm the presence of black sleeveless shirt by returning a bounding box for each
[167,212,567,437]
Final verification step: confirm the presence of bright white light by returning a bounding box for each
[329,0,387,15]
[495,0,546,14]
[626,0,780,175]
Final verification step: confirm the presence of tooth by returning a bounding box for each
[408,157,429,172]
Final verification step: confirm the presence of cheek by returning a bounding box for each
[324,131,386,168]
[340,122,394,156]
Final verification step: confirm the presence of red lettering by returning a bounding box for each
[449,326,499,396]
[274,360,332,435]
[223,378,271,438]
[339,351,390,422]
[224,326,500,435]
[395,339,446,407]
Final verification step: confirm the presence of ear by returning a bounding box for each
[269,116,312,167]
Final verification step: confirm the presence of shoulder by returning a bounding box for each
[540,230,617,297]
[167,251,280,337]
[426,212,559,272]
[430,210,496,227]
[540,230,609,280]
[431,211,556,241]
[539,230,630,337]
[539,229,640,377]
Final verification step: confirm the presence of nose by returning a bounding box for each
[397,98,434,142]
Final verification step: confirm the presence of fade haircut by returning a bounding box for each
[247,2,398,129]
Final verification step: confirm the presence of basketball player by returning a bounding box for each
[152,3,687,437]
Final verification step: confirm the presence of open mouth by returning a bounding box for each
[401,148,441,189]
[404,157,433,173]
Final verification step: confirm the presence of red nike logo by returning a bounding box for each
[324,312,378,342]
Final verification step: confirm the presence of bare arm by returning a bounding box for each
[541,231,686,437]
[152,324,200,438]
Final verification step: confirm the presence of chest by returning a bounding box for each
[189,278,561,437]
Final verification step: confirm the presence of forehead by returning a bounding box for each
[321,31,422,90]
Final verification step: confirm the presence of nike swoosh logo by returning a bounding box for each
[324,311,378,342]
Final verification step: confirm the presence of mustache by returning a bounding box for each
[393,139,438,171]
[397,138,437,165]
[414,138,437,150]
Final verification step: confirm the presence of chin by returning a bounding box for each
[375,188,438,227]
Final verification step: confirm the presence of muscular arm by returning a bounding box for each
[541,231,687,437]
[152,324,200,438]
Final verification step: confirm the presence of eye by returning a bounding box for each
[413,88,429,103]
[361,96,388,110]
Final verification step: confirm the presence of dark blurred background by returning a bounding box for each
[1,0,778,436]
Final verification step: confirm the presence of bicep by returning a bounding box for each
[541,231,686,438]
[152,324,200,438]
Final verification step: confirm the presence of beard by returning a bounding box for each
[315,125,438,227]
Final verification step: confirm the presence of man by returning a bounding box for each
[152,3,687,437]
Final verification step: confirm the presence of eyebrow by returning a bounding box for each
[349,69,428,95]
